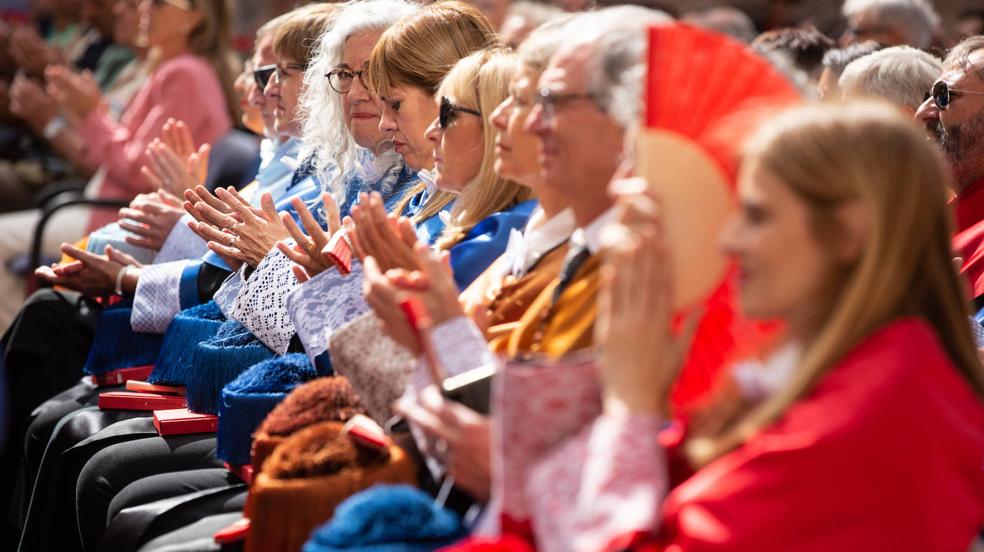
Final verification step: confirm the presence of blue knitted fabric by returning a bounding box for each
[184,320,274,414]
[147,301,226,385]
[302,485,467,552]
[82,301,163,375]
[216,353,320,464]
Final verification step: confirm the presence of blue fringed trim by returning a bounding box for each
[148,301,226,385]
[216,391,285,465]
[216,353,319,464]
[303,485,467,552]
[184,320,274,414]
[82,302,164,375]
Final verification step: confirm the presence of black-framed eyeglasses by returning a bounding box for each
[439,96,481,129]
[535,87,597,124]
[253,64,276,90]
[326,67,368,94]
[931,80,984,110]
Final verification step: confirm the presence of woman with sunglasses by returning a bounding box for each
[419,48,537,289]
[358,18,576,505]
[514,103,984,550]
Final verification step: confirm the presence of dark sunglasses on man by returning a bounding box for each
[439,96,480,129]
[253,64,276,90]
[931,80,984,110]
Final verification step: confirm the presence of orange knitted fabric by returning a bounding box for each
[245,421,416,552]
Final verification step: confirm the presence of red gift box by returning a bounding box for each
[325,231,353,275]
[223,462,254,484]
[153,408,219,435]
[126,379,186,395]
[89,365,155,387]
[213,517,250,545]
[98,391,187,411]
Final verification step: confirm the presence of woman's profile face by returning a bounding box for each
[424,94,485,193]
[720,162,833,330]
[377,85,439,172]
[265,56,307,138]
[137,0,201,50]
[490,67,543,188]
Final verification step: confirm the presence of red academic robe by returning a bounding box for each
[953,177,984,298]
[459,318,984,552]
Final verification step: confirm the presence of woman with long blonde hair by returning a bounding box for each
[516,101,984,550]
[423,47,536,287]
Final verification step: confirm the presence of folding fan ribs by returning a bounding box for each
[636,23,800,411]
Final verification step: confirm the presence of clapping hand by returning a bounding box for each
[276,193,342,283]
[187,186,289,267]
[141,119,211,196]
[595,179,700,415]
[363,242,463,353]
[118,191,185,251]
[395,386,492,501]
[35,244,141,298]
[9,74,57,135]
[9,26,57,77]
[347,192,420,272]
[45,64,101,120]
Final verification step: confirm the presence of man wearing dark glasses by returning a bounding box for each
[915,37,984,303]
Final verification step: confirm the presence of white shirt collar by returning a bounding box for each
[570,206,618,255]
[500,207,576,277]
[731,342,801,400]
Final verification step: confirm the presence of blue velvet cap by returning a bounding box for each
[183,320,274,414]
[216,352,321,465]
[147,300,226,385]
[82,301,163,375]
[302,485,468,552]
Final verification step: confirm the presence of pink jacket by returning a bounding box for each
[78,53,231,232]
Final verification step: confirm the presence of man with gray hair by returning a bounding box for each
[818,41,882,99]
[526,5,670,245]
[840,0,940,50]
[839,45,942,111]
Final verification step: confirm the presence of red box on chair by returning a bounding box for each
[153,408,219,435]
[126,380,186,395]
[89,365,155,387]
[98,391,187,411]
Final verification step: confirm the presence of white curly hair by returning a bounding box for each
[298,0,422,205]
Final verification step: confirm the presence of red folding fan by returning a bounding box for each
[635,23,801,413]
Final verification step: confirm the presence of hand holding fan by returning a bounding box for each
[636,23,801,310]
[632,23,800,411]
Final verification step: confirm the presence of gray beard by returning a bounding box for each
[936,111,984,187]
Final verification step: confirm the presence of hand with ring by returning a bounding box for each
[190,187,291,267]
[276,192,342,283]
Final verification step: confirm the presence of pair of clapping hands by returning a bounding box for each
[378,180,700,504]
[34,120,208,294]
[9,63,102,137]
